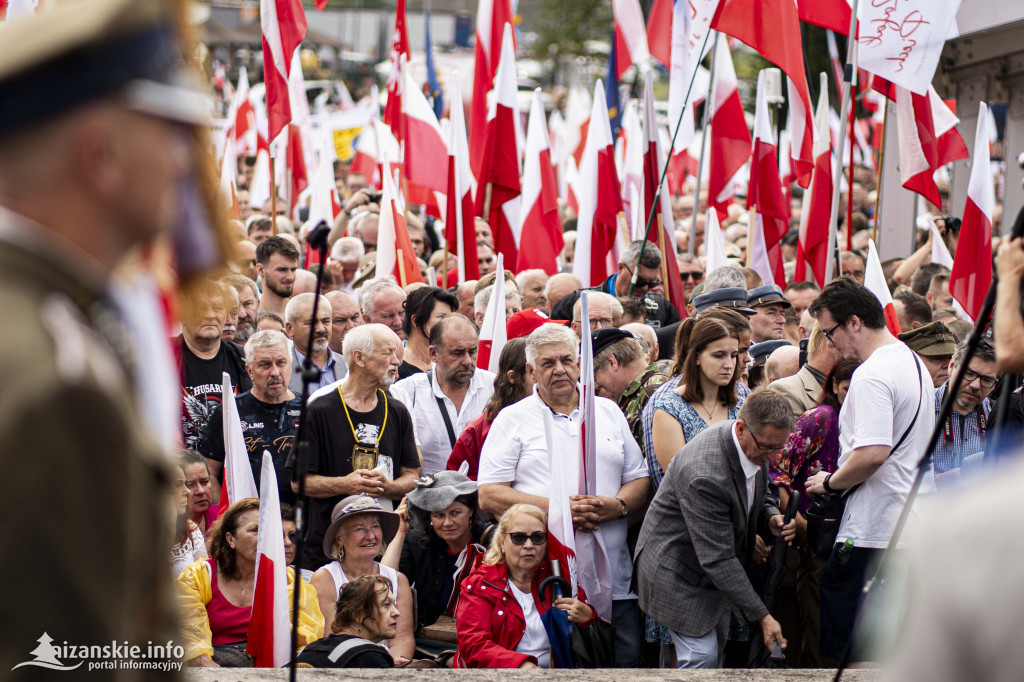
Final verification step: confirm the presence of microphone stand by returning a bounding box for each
[833,271,1000,681]
[288,220,330,680]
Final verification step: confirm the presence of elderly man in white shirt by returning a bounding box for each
[389,314,495,475]
[477,324,651,667]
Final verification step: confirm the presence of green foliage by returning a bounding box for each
[532,0,612,76]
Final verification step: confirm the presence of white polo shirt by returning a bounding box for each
[389,366,496,475]
[478,387,650,600]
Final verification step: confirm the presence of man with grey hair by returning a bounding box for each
[359,277,407,339]
[552,239,682,328]
[290,323,421,569]
[326,290,362,354]
[636,388,797,668]
[621,322,659,365]
[221,273,260,342]
[703,264,748,293]
[473,283,523,327]
[285,292,346,393]
[390,315,496,474]
[479,323,652,667]
[591,328,667,448]
[516,268,550,311]
[571,291,616,338]
[200,330,302,505]
[328,236,365,293]
[928,337,999,486]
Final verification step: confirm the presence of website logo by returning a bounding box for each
[11,633,183,673]
[11,633,82,672]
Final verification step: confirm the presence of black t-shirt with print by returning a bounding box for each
[199,391,302,505]
[179,338,251,450]
[289,388,420,569]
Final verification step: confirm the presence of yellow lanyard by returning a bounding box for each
[338,386,388,445]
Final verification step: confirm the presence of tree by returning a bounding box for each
[532,0,612,82]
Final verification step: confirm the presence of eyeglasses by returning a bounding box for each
[508,531,548,546]
[680,271,704,282]
[749,430,787,454]
[821,321,845,344]
[962,368,997,389]
[284,531,299,543]
[623,263,662,290]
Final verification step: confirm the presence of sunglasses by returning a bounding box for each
[680,271,704,282]
[508,531,548,546]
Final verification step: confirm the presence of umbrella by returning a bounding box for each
[747,490,800,668]
[539,561,574,668]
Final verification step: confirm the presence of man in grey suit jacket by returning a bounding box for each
[770,322,835,419]
[635,388,797,667]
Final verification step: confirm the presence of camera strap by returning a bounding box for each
[428,369,458,448]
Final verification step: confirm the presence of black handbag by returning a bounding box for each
[804,356,924,558]
[569,617,616,668]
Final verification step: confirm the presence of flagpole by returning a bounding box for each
[397,247,408,287]
[746,205,758,268]
[847,81,856,252]
[630,28,714,296]
[270,153,279,235]
[823,1,860,283]
[656,214,670,303]
[870,97,888,246]
[688,36,720,257]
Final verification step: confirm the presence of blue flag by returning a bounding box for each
[425,12,443,119]
[605,29,621,139]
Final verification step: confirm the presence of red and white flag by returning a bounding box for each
[544,403,580,601]
[260,0,307,143]
[469,0,515,178]
[572,81,624,287]
[246,452,290,667]
[711,0,813,180]
[865,239,901,335]
[218,373,259,517]
[797,0,851,35]
[746,70,788,288]
[476,253,507,372]
[566,86,592,168]
[613,0,650,78]
[704,208,730,274]
[376,163,424,287]
[383,0,410,140]
[787,76,814,186]
[229,66,258,157]
[401,67,448,208]
[518,89,564,275]
[309,137,343,228]
[444,76,480,284]
[795,73,834,286]
[951,102,994,321]
[894,84,969,208]
[641,76,685,310]
[285,124,309,217]
[575,293,615,620]
[707,40,751,221]
[646,0,672,68]
[475,23,523,269]
[666,0,715,168]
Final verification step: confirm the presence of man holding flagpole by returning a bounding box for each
[478,321,651,666]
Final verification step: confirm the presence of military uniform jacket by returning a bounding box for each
[0,212,176,677]
[634,421,779,637]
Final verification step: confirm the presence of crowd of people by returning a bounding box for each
[163,139,1024,669]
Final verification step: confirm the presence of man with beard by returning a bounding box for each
[222,273,260,342]
[200,330,301,505]
[928,338,999,487]
[326,290,363,354]
[390,315,495,475]
[256,235,300,318]
[285,292,346,394]
[290,324,421,569]
[176,279,252,449]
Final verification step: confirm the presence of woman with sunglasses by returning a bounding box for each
[454,504,595,668]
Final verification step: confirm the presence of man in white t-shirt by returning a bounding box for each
[804,277,935,661]
[478,324,652,667]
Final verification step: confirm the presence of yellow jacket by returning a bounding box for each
[176,559,324,662]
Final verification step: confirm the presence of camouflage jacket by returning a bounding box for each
[618,363,668,448]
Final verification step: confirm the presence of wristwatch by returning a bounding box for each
[615,497,628,518]
[823,472,836,493]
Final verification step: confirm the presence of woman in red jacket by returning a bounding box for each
[454,504,594,668]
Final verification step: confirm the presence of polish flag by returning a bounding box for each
[573,80,624,287]
[469,0,515,178]
[376,163,424,287]
[383,0,410,140]
[745,70,788,288]
[309,138,343,228]
[703,208,730,274]
[641,75,686,310]
[229,67,257,157]
[788,76,814,186]
[401,68,449,204]
[548,109,569,202]
[565,86,592,168]
[865,239,901,335]
[619,101,644,231]
[260,0,307,143]
[666,0,715,168]
[711,0,813,181]
[285,124,309,217]
[646,0,672,68]
[795,74,834,287]
[246,452,290,667]
[518,89,565,275]
[217,373,259,518]
[797,0,851,35]
[707,40,751,221]
[543,403,580,603]
[352,117,401,192]
[476,253,507,372]
[894,85,969,208]
[951,102,995,321]
[475,23,523,269]
[575,292,615,620]
[444,76,481,283]
[612,0,650,78]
